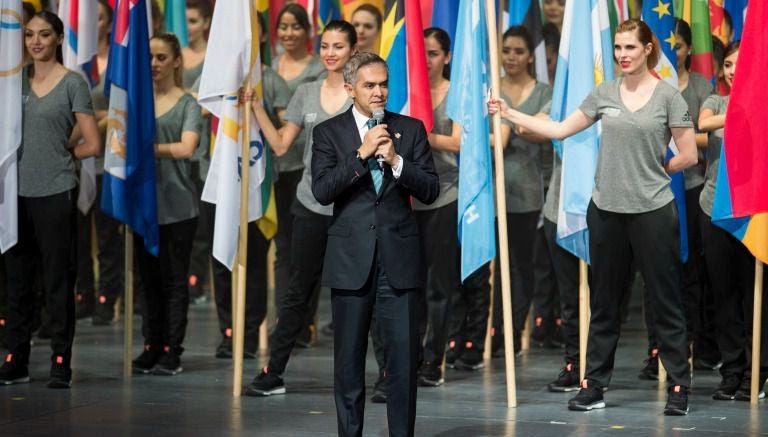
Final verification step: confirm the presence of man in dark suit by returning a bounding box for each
[311,52,439,437]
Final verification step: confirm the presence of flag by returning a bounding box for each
[198,0,276,270]
[447,0,494,281]
[725,0,747,41]
[711,0,768,263]
[505,0,548,84]
[420,0,460,51]
[59,0,100,214]
[381,0,432,132]
[643,0,689,262]
[0,0,22,253]
[101,0,159,256]
[709,0,729,44]
[674,0,714,81]
[548,0,614,263]
[317,0,341,33]
[607,0,630,37]
[164,0,188,46]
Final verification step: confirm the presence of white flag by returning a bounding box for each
[0,1,23,253]
[198,0,269,270]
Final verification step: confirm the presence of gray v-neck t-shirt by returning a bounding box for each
[155,93,203,224]
[579,79,693,213]
[273,55,327,173]
[500,81,552,213]
[413,96,457,211]
[19,70,94,197]
[698,94,728,217]
[681,72,713,189]
[283,79,351,216]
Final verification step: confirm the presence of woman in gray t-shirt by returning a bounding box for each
[2,12,100,388]
[130,34,202,377]
[243,21,356,396]
[489,19,698,415]
[697,43,764,401]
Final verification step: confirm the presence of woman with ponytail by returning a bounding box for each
[489,18,698,415]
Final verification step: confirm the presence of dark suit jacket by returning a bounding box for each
[311,107,439,291]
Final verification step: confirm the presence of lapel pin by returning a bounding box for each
[394,132,401,139]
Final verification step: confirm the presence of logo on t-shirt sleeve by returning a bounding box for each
[681,111,692,122]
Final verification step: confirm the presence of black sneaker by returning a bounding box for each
[638,348,659,380]
[418,361,444,387]
[664,385,689,415]
[92,295,114,326]
[548,363,580,392]
[244,368,286,396]
[713,374,742,400]
[152,347,182,375]
[445,340,461,369]
[568,380,605,411]
[454,343,484,371]
[47,356,72,389]
[215,332,233,359]
[734,377,766,402]
[0,353,30,385]
[371,372,387,403]
[75,292,94,320]
[132,344,162,374]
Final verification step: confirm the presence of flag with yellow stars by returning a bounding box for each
[642,0,690,262]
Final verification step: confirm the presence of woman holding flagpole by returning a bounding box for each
[489,25,552,359]
[489,18,698,415]
[130,33,201,376]
[242,20,357,397]
[271,4,326,324]
[0,11,100,388]
[698,41,768,402]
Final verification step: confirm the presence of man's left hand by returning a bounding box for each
[375,139,398,166]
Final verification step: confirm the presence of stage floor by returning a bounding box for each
[1,288,766,437]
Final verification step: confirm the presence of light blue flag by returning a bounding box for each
[165,0,188,47]
[447,0,495,281]
[549,0,614,263]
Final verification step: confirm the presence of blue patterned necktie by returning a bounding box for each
[366,118,382,193]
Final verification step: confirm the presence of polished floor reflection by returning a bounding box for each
[1,288,766,436]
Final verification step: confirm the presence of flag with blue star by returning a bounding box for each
[642,0,689,262]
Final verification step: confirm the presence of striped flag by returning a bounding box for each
[643,0,689,262]
[505,0,548,84]
[420,0,459,51]
[381,0,432,132]
[709,0,728,44]
[0,0,23,253]
[712,0,768,263]
[549,0,614,263]
[59,0,99,214]
[101,0,159,256]
[447,0,495,281]
[198,0,276,270]
[317,0,341,33]
[607,0,630,36]
[674,0,714,81]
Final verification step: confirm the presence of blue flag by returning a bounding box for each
[164,0,188,47]
[549,0,614,263]
[643,0,688,262]
[447,0,495,281]
[725,0,748,41]
[101,0,159,256]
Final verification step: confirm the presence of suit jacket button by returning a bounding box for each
[375,201,379,206]
[369,225,376,231]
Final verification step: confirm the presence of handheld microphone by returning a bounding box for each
[372,109,386,168]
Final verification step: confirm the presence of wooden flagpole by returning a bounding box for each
[750,260,764,405]
[233,74,253,397]
[123,228,134,378]
[485,0,517,408]
[578,260,589,381]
